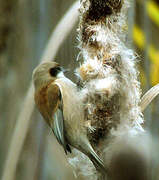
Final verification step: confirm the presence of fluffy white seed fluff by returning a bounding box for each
[68,0,145,179]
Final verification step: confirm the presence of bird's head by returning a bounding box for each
[32,61,65,90]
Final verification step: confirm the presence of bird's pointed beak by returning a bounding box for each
[61,67,69,73]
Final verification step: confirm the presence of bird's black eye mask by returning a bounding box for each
[49,66,62,77]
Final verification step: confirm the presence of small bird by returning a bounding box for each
[32,61,106,174]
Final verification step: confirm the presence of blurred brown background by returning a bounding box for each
[0,0,159,179]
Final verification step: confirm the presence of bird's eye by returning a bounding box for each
[49,67,61,77]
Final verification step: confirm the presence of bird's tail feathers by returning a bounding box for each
[87,143,108,175]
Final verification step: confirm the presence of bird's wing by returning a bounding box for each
[47,83,71,154]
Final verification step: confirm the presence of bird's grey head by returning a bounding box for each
[32,61,65,89]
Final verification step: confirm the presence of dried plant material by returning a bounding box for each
[140,83,159,112]
[69,0,145,179]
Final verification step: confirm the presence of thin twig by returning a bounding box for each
[1,2,79,180]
